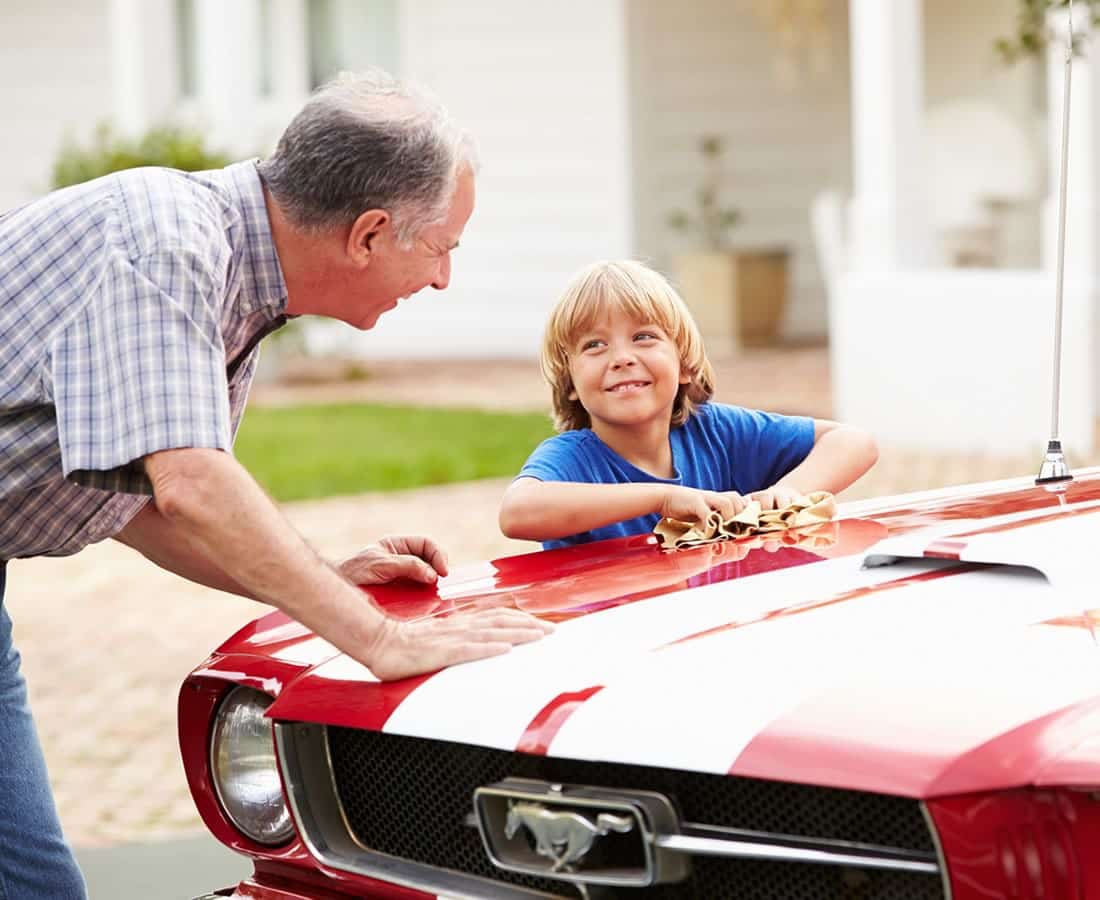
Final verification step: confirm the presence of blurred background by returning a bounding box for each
[6,0,1095,453]
[3,0,1100,895]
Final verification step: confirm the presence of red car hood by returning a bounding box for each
[246,472,1100,800]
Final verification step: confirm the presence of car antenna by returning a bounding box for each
[1037,2,1077,486]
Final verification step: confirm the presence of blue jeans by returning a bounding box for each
[0,566,87,899]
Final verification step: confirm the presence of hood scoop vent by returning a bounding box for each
[864,498,1100,588]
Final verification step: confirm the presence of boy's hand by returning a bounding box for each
[750,486,804,511]
[660,485,748,524]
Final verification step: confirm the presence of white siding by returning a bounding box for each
[0,1,114,210]
[341,0,635,359]
[627,0,852,341]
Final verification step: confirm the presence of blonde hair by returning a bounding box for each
[541,260,715,432]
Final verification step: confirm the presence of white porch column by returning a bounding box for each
[109,0,178,139]
[1042,8,1099,276]
[847,0,930,270]
[1042,7,1100,423]
[108,0,147,138]
[108,0,181,136]
[194,0,262,155]
[270,1,310,103]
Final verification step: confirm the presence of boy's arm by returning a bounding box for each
[500,477,745,542]
[758,419,878,507]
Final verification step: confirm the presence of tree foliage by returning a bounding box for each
[997,0,1100,62]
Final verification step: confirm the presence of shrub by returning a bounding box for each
[51,123,234,189]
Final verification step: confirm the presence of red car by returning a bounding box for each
[183,471,1100,899]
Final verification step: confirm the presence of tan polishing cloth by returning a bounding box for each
[654,491,837,549]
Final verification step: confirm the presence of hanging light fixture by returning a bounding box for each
[750,0,833,87]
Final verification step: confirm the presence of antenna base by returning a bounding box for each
[1036,440,1074,485]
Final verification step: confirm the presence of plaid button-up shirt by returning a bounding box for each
[0,161,288,560]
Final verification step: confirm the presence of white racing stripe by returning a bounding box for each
[381,555,934,747]
[735,602,1100,792]
[548,564,1095,774]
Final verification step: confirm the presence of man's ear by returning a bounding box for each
[347,209,390,266]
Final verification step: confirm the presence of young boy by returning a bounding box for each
[499,260,878,549]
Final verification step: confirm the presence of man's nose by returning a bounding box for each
[431,254,452,290]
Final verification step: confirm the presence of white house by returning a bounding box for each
[2,1,1090,455]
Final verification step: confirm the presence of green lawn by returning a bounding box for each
[234,403,554,502]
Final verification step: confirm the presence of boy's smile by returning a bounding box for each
[606,379,652,393]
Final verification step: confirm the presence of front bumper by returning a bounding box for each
[192,875,434,900]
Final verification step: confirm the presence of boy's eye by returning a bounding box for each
[633,331,658,342]
[580,339,605,351]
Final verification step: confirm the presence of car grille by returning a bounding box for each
[324,727,945,899]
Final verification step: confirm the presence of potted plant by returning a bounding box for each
[667,135,789,356]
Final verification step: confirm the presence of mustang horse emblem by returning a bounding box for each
[504,800,635,872]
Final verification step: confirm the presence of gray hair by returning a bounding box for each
[258,69,477,246]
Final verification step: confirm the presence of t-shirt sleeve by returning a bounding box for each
[516,433,590,483]
[707,404,816,493]
[50,247,231,495]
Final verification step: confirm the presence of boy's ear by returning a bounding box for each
[564,375,578,402]
[679,366,692,386]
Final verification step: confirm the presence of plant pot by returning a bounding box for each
[675,249,789,355]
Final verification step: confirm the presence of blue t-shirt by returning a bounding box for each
[518,402,815,549]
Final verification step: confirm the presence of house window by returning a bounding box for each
[307,0,399,89]
[175,0,198,98]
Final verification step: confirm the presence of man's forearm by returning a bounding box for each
[500,480,666,541]
[115,447,552,682]
[143,447,388,656]
[114,501,251,597]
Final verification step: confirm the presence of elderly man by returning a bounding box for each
[0,70,549,899]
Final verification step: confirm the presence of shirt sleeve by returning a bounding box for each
[50,247,231,495]
[516,433,590,483]
[709,404,816,493]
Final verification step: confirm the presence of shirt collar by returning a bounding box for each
[220,160,289,319]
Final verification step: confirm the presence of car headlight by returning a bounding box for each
[209,686,294,845]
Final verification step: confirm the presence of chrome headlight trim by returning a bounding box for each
[209,686,294,846]
[275,722,556,899]
[920,802,954,900]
